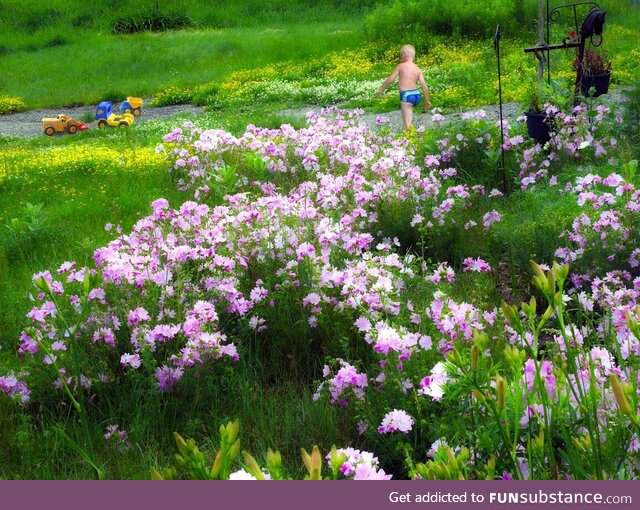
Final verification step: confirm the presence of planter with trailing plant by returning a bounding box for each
[523,80,572,143]
[524,82,553,143]
[525,110,551,142]
[576,48,612,98]
[580,71,611,97]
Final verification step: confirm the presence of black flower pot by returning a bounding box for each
[525,111,551,143]
[580,71,611,97]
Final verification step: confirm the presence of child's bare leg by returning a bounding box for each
[401,102,414,130]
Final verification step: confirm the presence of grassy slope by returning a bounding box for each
[0,109,308,346]
[0,22,363,108]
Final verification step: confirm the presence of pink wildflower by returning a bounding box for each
[378,409,414,434]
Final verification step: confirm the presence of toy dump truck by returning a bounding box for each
[120,97,143,116]
[42,114,90,136]
[95,101,134,129]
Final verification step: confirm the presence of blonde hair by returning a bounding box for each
[400,44,416,59]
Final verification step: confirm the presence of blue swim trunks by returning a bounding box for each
[400,89,421,106]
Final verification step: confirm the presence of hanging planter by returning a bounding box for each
[525,111,552,143]
[575,48,612,98]
[580,70,611,97]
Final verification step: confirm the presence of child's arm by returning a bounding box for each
[375,66,400,96]
[418,72,431,110]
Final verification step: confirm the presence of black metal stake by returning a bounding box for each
[547,0,551,85]
[494,25,507,192]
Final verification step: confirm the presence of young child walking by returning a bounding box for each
[375,44,431,130]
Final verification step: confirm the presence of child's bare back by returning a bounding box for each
[396,60,424,91]
[375,44,431,130]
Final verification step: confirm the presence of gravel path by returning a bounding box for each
[279,101,526,132]
[0,88,628,138]
[0,102,205,138]
[280,87,628,132]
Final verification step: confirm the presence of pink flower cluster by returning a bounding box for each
[557,171,639,272]
[517,103,623,189]
[377,409,414,434]
[418,361,451,400]
[314,360,368,407]
[0,372,30,404]
[327,447,392,480]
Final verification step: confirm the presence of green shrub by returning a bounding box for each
[111,12,194,34]
[623,76,640,159]
[365,0,539,48]
[46,37,66,48]
[0,95,26,115]
[2,202,52,258]
[490,187,580,272]
[192,82,221,107]
[150,86,194,107]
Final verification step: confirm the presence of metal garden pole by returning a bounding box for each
[494,25,507,192]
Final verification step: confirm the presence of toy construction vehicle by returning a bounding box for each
[95,101,134,129]
[42,114,90,136]
[120,97,143,116]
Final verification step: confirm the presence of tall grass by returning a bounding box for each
[0,374,352,479]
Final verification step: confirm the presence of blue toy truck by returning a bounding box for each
[94,100,134,129]
[95,101,113,120]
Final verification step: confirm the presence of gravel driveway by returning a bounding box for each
[280,88,628,132]
[0,88,627,138]
[0,102,206,138]
[279,101,527,133]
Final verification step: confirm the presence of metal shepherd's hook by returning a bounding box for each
[494,25,507,192]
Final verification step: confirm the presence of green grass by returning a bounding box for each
[0,22,364,109]
[0,376,353,479]
[0,0,376,42]
[0,133,167,339]
[0,108,309,348]
[1,0,640,481]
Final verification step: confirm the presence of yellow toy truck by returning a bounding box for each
[97,112,135,129]
[95,101,134,128]
[42,114,90,136]
[120,97,143,116]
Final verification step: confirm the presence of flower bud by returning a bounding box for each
[472,389,486,403]
[210,450,223,479]
[496,375,506,412]
[301,446,322,480]
[546,270,556,296]
[242,451,266,480]
[530,260,545,279]
[446,348,464,369]
[33,276,52,295]
[471,345,479,372]
[610,374,634,418]
[533,429,545,450]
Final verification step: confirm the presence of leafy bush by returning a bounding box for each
[623,78,640,158]
[46,37,66,48]
[111,12,194,34]
[150,86,194,107]
[1,202,52,257]
[0,95,26,115]
[365,0,538,47]
[491,189,581,272]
